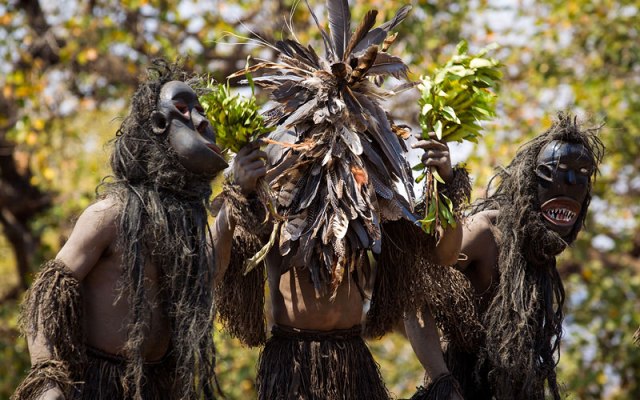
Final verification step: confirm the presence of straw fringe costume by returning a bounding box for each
[215,2,479,398]
[257,325,388,400]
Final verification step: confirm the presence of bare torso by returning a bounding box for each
[55,197,170,361]
[81,247,171,360]
[266,250,366,331]
[457,209,500,312]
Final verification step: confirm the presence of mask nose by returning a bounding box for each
[566,170,577,185]
[192,112,210,135]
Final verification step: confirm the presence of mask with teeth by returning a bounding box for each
[535,140,595,240]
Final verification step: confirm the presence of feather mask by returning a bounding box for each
[230,0,415,297]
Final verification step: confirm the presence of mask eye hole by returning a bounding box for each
[535,164,554,182]
[175,102,189,115]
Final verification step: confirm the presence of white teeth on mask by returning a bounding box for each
[545,208,576,222]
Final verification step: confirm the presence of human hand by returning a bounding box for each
[36,386,65,400]
[412,133,453,183]
[231,140,267,194]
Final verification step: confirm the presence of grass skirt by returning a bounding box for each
[256,325,390,400]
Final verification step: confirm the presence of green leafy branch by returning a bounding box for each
[198,70,273,154]
[416,40,502,235]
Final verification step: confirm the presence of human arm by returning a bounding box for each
[27,199,117,363]
[405,307,463,400]
[212,141,267,284]
[411,136,465,266]
[16,199,117,400]
[211,141,270,347]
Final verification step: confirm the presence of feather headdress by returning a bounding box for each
[230,0,415,297]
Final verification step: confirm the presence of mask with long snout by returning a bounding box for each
[152,80,228,177]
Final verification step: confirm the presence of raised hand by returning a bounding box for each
[412,132,454,183]
[231,140,268,195]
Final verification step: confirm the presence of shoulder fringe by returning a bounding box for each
[13,259,85,399]
[439,165,472,218]
[634,327,640,346]
[213,183,270,347]
[364,167,482,349]
[12,360,75,400]
[409,373,464,400]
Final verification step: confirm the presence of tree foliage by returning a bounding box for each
[0,1,638,399]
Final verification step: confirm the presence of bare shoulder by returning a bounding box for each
[457,210,499,271]
[463,210,498,236]
[56,197,121,280]
[82,197,120,222]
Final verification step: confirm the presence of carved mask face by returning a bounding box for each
[152,81,228,176]
[535,140,595,239]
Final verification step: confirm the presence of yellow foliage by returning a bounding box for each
[0,13,12,26]
[26,132,37,146]
[3,86,13,98]
[42,167,56,182]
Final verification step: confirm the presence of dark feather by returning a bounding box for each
[367,53,409,79]
[349,45,379,84]
[278,54,318,74]
[262,106,287,127]
[349,218,370,248]
[283,97,320,128]
[271,80,305,102]
[341,85,365,119]
[344,9,378,61]
[304,0,336,62]
[327,0,352,60]
[296,168,323,211]
[353,92,406,178]
[370,172,394,199]
[284,39,321,70]
[276,40,295,58]
[352,5,412,55]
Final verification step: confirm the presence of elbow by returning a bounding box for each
[436,252,460,267]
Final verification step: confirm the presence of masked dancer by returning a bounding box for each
[13,59,260,400]
[214,2,479,399]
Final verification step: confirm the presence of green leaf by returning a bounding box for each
[432,169,446,184]
[441,106,461,124]
[412,162,425,171]
[243,221,280,275]
[434,120,443,140]
[469,57,495,69]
